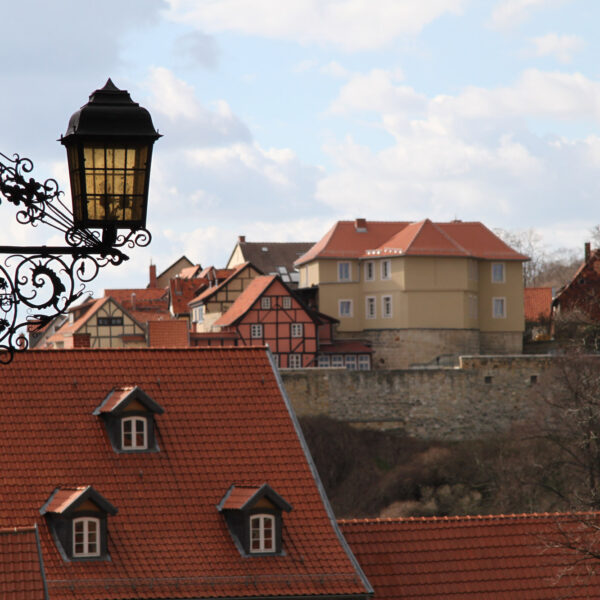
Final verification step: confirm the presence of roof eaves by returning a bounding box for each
[265,348,374,596]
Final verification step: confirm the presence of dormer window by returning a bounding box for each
[250,514,275,553]
[218,483,292,556]
[93,386,164,453]
[73,516,100,557]
[122,416,147,449]
[41,486,117,561]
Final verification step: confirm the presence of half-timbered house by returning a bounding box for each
[189,262,263,332]
[214,275,328,368]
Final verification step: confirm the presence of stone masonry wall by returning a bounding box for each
[281,355,553,441]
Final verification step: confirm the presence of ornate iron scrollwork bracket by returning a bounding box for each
[0,152,151,363]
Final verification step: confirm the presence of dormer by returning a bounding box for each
[93,386,164,452]
[217,484,292,556]
[41,486,117,561]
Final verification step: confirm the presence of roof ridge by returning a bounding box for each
[338,510,600,524]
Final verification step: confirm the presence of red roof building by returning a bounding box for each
[340,514,600,599]
[0,348,371,600]
[213,275,334,369]
[339,513,600,600]
[524,288,553,323]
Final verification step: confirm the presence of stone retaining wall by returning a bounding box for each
[281,355,553,441]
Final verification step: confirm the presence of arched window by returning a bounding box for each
[72,517,100,557]
[250,514,275,553]
[121,416,147,449]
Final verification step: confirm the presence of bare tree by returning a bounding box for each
[494,227,546,287]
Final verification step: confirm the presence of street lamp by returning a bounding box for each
[0,80,160,363]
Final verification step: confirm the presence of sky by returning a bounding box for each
[1,0,599,293]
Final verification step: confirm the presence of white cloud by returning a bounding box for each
[490,0,567,29]
[530,33,584,64]
[329,69,426,115]
[318,67,600,241]
[165,0,466,51]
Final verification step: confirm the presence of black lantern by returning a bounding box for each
[0,80,161,363]
[60,79,161,239]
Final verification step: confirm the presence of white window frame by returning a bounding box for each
[358,355,370,370]
[364,261,375,281]
[381,259,391,280]
[121,416,147,450]
[331,355,344,368]
[338,262,351,282]
[272,354,279,367]
[261,297,271,310]
[72,517,100,557]
[492,297,506,319]
[366,296,376,319]
[250,323,263,338]
[282,296,292,310]
[317,355,330,367]
[290,323,303,338]
[382,295,393,319]
[250,514,275,553]
[339,299,353,318]
[491,262,505,283]
[288,353,302,369]
[345,355,357,370]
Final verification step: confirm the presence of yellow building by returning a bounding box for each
[295,219,528,368]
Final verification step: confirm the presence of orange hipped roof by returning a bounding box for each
[0,348,369,600]
[340,513,600,600]
[296,219,528,265]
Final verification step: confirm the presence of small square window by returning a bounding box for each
[318,355,330,367]
[282,297,292,310]
[261,297,271,310]
[381,260,391,280]
[491,263,505,283]
[365,261,374,281]
[288,354,302,369]
[291,323,303,338]
[530,374,538,385]
[358,355,370,370]
[345,355,357,370]
[338,262,351,282]
[484,375,493,384]
[331,355,344,368]
[251,324,263,338]
[339,300,353,318]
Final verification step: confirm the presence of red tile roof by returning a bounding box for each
[524,288,553,322]
[147,320,189,347]
[0,348,369,600]
[214,275,277,327]
[190,262,257,305]
[340,513,600,599]
[296,220,528,265]
[105,288,169,311]
[169,276,208,315]
[0,525,47,600]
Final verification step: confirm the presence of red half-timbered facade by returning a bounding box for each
[214,275,324,368]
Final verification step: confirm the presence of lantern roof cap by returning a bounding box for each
[61,79,160,142]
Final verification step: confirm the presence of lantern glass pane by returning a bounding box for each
[80,144,149,226]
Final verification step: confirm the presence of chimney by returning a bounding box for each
[238,235,246,243]
[585,242,591,262]
[355,218,367,232]
[149,263,157,288]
